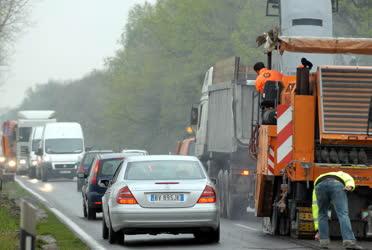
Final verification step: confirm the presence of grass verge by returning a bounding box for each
[0,197,19,249]
[1,181,88,250]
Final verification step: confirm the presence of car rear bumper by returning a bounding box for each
[110,204,219,232]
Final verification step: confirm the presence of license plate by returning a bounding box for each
[149,193,185,202]
[77,173,84,178]
[60,170,71,174]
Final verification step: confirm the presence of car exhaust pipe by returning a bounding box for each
[367,205,372,238]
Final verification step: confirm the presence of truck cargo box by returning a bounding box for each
[207,81,258,153]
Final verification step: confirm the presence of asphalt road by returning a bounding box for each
[15,176,372,250]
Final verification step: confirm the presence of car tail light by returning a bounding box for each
[90,161,100,185]
[116,186,137,205]
[197,185,216,203]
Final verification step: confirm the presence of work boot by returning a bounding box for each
[319,239,330,249]
[343,240,364,250]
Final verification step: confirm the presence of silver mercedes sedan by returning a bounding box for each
[101,155,220,245]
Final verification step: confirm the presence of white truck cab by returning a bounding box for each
[16,110,56,174]
[195,66,213,161]
[37,122,84,182]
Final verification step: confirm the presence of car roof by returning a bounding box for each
[97,152,126,160]
[85,150,113,154]
[125,155,199,162]
[122,149,148,153]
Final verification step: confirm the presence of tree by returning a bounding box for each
[0,0,30,66]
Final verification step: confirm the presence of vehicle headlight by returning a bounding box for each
[8,160,16,168]
[31,160,38,166]
[0,156,5,163]
[19,159,27,165]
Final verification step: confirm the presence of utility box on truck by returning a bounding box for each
[193,56,258,218]
[16,110,56,175]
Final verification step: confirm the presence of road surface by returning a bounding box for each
[15,176,372,250]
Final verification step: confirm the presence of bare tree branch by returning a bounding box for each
[0,0,30,67]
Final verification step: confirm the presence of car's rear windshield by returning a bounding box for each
[98,158,123,177]
[125,160,205,180]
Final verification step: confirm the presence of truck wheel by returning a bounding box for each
[224,170,235,219]
[41,168,48,182]
[28,167,36,179]
[217,170,226,217]
[37,168,42,180]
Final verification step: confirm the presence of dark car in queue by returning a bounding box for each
[76,150,113,191]
[82,153,125,220]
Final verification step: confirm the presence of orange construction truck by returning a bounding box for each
[253,35,372,238]
[1,120,18,179]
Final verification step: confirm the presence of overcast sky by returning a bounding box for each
[0,0,154,109]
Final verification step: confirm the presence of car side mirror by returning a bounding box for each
[36,148,43,156]
[190,106,198,125]
[210,178,217,185]
[98,179,110,188]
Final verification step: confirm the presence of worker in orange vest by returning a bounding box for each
[254,62,283,93]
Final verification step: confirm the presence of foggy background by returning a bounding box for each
[0,0,153,111]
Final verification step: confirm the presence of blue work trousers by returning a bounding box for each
[315,179,356,241]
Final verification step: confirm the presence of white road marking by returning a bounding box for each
[15,177,48,203]
[234,223,259,232]
[15,176,106,250]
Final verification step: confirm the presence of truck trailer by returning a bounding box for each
[16,110,56,175]
[191,57,258,218]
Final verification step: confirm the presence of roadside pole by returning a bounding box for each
[20,200,37,250]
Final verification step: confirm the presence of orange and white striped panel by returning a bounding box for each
[277,104,293,166]
[267,146,275,175]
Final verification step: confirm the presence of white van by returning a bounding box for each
[36,122,84,182]
[28,126,44,178]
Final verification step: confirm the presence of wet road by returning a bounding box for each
[15,176,372,250]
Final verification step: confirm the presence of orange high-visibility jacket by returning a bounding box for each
[255,68,283,93]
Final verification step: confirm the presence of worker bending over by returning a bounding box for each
[312,171,363,250]
[253,62,283,93]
